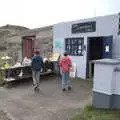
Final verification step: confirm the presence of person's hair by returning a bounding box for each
[34,51,40,55]
[64,52,68,56]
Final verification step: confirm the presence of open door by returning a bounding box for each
[102,36,113,58]
[86,36,113,79]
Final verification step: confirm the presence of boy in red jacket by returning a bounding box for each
[59,52,72,91]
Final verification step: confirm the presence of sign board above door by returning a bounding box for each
[72,21,96,33]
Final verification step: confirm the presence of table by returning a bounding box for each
[0,60,58,82]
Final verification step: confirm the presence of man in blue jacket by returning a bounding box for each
[31,51,44,92]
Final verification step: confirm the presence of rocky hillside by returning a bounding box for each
[0,24,29,51]
[0,24,53,65]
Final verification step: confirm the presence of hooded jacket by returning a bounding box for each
[31,56,44,71]
[59,57,72,72]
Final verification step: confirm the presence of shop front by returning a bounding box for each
[53,14,120,79]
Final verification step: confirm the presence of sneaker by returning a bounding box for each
[34,87,37,91]
[62,88,66,92]
[68,86,72,91]
[34,87,39,93]
[36,87,40,93]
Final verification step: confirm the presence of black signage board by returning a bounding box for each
[72,21,96,33]
[118,13,120,35]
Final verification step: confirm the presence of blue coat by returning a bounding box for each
[31,56,44,71]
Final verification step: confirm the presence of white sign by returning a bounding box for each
[105,46,109,52]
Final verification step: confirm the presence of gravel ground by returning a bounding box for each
[0,110,12,120]
[0,75,92,120]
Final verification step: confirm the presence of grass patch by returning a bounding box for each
[72,105,120,120]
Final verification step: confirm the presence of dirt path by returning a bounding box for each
[0,75,92,120]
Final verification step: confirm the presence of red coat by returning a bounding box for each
[59,57,72,72]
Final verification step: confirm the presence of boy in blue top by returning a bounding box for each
[31,51,44,92]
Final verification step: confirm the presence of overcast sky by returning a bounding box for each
[0,0,120,28]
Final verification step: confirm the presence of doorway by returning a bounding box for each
[88,37,103,60]
[22,36,35,59]
[86,36,113,78]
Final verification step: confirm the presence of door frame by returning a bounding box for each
[22,35,35,59]
[86,35,113,79]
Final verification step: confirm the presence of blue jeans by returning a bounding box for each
[61,72,70,89]
[32,71,40,89]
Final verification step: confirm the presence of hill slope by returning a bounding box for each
[0,24,29,51]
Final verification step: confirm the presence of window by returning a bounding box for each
[65,38,84,56]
